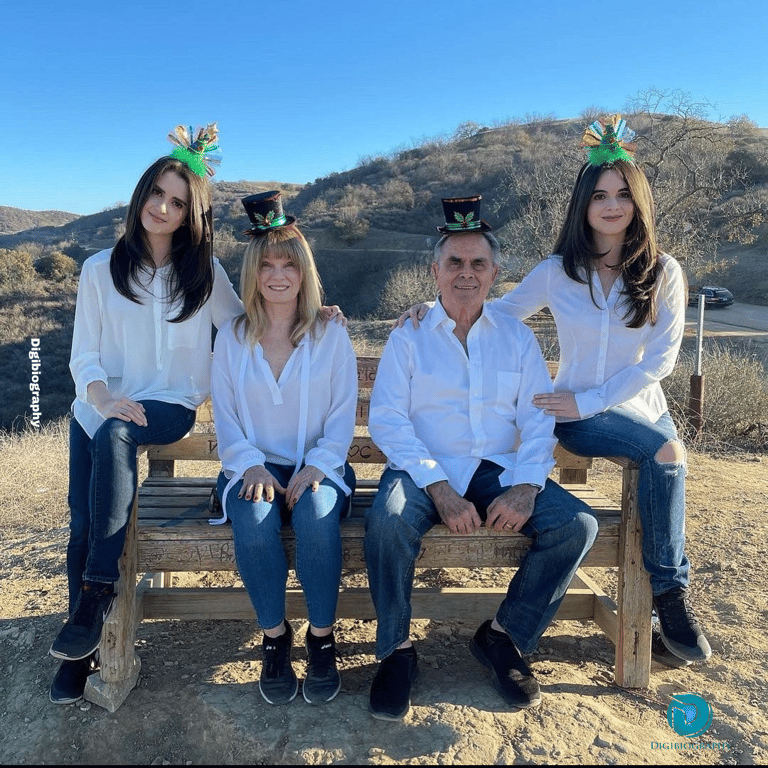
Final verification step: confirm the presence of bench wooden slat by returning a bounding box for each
[146,435,590,472]
[134,515,622,571]
[140,584,595,623]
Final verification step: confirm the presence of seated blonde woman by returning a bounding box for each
[211,191,357,706]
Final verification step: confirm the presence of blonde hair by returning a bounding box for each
[234,225,325,347]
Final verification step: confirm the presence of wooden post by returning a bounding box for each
[84,478,142,712]
[614,463,652,688]
[688,373,705,440]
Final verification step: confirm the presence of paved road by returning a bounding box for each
[685,301,768,333]
[685,302,768,364]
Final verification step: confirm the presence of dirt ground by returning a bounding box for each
[1,452,766,765]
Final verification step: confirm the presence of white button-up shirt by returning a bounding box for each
[495,253,685,422]
[69,249,243,437]
[211,318,357,509]
[369,299,557,495]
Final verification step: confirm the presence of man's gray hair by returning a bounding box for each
[433,232,501,265]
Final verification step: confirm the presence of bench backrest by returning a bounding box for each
[147,355,590,482]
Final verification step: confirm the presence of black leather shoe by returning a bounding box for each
[653,587,711,662]
[49,654,98,704]
[50,584,115,661]
[470,620,541,709]
[369,647,419,720]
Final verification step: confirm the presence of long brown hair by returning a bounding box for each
[553,160,662,328]
[109,157,214,322]
[234,225,325,348]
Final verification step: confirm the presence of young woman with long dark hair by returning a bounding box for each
[49,125,244,703]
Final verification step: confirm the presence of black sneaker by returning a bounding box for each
[469,620,541,709]
[259,622,298,705]
[49,654,99,704]
[50,584,115,661]
[303,629,341,704]
[653,587,711,663]
[369,647,419,721]
[651,613,691,669]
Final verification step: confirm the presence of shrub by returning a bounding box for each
[0,248,37,291]
[376,262,435,320]
[663,340,768,449]
[213,225,246,282]
[303,197,330,218]
[332,208,370,245]
[35,251,78,281]
[381,178,415,210]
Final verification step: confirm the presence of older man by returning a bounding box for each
[364,196,598,720]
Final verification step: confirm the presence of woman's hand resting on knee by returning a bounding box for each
[285,466,326,510]
[239,465,287,503]
[87,381,147,426]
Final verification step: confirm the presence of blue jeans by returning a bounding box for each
[67,401,196,613]
[554,408,689,596]
[364,461,598,658]
[217,462,355,631]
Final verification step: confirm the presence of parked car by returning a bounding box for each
[688,285,734,308]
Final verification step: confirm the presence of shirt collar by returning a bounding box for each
[427,296,498,330]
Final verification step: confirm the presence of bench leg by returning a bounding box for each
[84,490,142,712]
[614,464,652,688]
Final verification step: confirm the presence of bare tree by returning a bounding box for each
[492,123,583,278]
[493,90,767,281]
[625,88,767,277]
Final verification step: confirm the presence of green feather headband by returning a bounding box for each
[167,123,222,177]
[581,114,636,166]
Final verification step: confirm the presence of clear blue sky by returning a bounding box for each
[6,0,767,215]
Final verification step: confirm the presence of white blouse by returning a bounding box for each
[210,317,357,523]
[69,248,243,437]
[496,253,685,422]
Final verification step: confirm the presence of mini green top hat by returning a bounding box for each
[437,195,493,234]
[242,191,297,236]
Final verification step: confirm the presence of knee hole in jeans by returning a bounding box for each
[655,440,685,465]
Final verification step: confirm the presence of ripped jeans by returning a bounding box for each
[555,408,689,595]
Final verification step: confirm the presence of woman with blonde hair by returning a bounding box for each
[211,191,357,706]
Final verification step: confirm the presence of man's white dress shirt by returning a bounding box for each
[369,299,557,495]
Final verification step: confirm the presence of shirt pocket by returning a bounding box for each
[493,371,521,419]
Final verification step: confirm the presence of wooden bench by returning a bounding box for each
[86,356,652,712]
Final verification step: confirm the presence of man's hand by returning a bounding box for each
[320,305,347,326]
[486,484,539,532]
[392,303,430,330]
[285,465,326,510]
[427,480,482,534]
[532,391,580,420]
[239,465,287,503]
